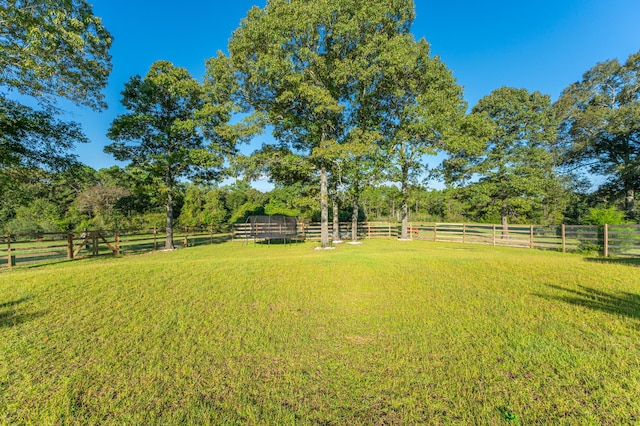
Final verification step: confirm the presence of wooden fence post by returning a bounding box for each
[388,223,391,238]
[561,224,566,253]
[183,226,188,247]
[433,223,437,241]
[67,232,74,260]
[604,224,609,257]
[462,224,466,243]
[7,234,13,268]
[115,231,120,255]
[368,223,371,239]
[91,231,99,256]
[492,225,496,246]
[153,227,157,251]
[530,225,534,249]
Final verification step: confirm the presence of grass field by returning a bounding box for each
[1,240,640,424]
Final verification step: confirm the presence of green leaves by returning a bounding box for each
[105,60,245,246]
[556,50,640,217]
[446,87,564,226]
[0,0,112,110]
[0,97,87,170]
[106,61,206,178]
[0,0,112,174]
[201,53,261,152]
[230,0,416,154]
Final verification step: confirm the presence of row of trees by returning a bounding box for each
[2,1,639,249]
[0,160,621,237]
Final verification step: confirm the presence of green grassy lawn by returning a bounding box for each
[1,240,639,424]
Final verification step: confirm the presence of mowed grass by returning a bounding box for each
[1,240,640,424]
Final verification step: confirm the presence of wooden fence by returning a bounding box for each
[232,221,399,241]
[0,225,231,269]
[3,222,639,269]
[233,221,640,257]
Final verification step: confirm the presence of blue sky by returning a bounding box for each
[69,0,640,180]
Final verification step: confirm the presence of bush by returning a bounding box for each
[582,206,627,225]
[229,202,265,224]
[4,218,43,235]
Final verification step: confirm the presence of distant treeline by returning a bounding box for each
[0,163,630,236]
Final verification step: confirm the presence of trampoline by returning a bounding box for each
[245,215,299,244]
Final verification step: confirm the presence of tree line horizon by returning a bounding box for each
[2,0,638,249]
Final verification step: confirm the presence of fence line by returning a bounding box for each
[0,225,231,269]
[3,222,639,269]
[232,221,640,258]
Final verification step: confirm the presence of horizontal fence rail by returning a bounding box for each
[0,225,231,269]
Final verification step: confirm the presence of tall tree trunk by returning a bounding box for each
[400,165,409,239]
[625,187,635,219]
[351,197,359,242]
[320,165,329,247]
[165,185,175,250]
[501,203,509,238]
[332,197,340,242]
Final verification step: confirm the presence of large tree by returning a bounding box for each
[0,0,112,169]
[229,0,415,247]
[555,50,640,218]
[376,37,478,239]
[445,87,560,233]
[106,59,242,249]
[334,129,382,242]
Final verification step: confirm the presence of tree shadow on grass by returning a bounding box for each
[188,235,233,246]
[254,239,305,246]
[539,284,640,322]
[0,296,45,328]
[0,297,31,309]
[585,257,640,267]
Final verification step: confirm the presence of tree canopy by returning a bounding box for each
[555,50,640,218]
[0,97,87,170]
[106,60,241,249]
[229,0,416,246]
[0,0,112,110]
[374,37,478,238]
[445,87,561,230]
[3,1,639,236]
[0,0,112,173]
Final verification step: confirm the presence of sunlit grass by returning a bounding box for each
[1,240,639,424]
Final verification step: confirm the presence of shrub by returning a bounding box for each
[582,206,627,225]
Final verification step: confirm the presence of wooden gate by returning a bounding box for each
[72,231,120,258]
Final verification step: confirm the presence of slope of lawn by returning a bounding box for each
[1,240,639,424]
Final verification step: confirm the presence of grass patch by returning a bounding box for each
[1,240,640,424]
